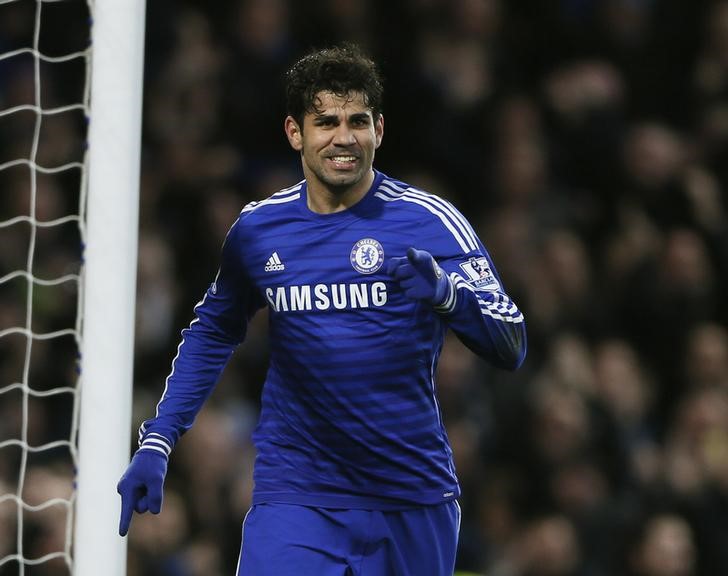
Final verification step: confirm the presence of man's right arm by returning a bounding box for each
[118,217,259,534]
[138,216,256,451]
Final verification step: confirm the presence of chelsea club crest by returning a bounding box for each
[350,238,384,274]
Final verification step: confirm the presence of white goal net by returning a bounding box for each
[0,1,145,575]
[0,1,90,573]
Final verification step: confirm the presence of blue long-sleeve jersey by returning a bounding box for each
[139,170,526,510]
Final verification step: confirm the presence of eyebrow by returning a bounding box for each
[313,112,372,124]
[349,112,371,123]
[313,114,338,123]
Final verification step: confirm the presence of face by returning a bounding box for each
[285,90,384,201]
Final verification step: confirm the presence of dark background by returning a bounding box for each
[1,1,728,575]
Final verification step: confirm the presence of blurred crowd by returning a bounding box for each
[2,0,728,575]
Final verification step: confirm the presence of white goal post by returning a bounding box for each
[0,0,145,573]
[75,0,146,575]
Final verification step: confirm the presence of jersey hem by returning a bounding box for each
[251,488,461,511]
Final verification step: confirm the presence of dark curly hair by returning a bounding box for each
[285,43,384,129]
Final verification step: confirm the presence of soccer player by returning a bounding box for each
[118,44,527,575]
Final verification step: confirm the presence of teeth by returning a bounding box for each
[331,156,356,162]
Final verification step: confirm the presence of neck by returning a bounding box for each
[306,169,375,214]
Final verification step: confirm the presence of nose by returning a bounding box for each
[332,123,356,146]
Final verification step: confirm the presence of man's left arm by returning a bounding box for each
[386,246,526,370]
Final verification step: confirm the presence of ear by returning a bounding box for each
[285,116,303,151]
[374,114,384,149]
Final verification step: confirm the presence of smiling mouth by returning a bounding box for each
[329,155,358,163]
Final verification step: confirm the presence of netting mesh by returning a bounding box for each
[0,0,91,574]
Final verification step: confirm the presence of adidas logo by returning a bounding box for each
[264,252,285,272]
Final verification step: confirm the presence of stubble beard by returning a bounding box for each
[310,159,367,196]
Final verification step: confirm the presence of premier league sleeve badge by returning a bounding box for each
[459,256,500,290]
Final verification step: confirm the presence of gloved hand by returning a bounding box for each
[117,449,168,536]
[386,247,453,307]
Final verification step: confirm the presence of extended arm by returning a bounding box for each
[117,218,259,535]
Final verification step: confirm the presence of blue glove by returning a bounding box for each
[117,449,168,536]
[386,247,453,307]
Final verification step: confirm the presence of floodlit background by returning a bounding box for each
[2,1,728,575]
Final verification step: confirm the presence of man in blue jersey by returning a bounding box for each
[118,44,526,575]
